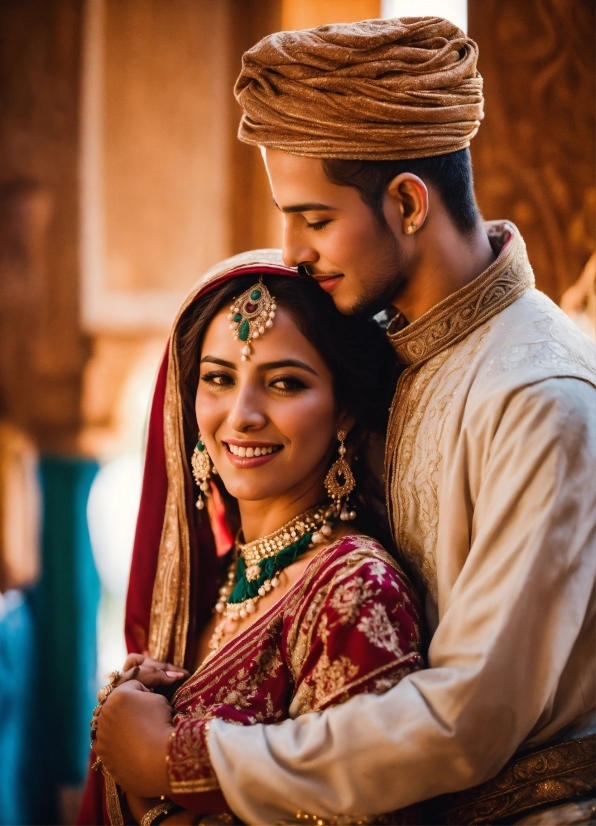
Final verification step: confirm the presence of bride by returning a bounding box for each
[81,252,424,826]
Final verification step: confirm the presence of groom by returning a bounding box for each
[97,17,596,825]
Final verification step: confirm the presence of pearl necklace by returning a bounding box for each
[207,504,338,654]
[238,504,329,568]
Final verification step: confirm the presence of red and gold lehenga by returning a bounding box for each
[168,535,422,796]
[77,252,424,826]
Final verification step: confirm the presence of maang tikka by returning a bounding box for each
[228,278,276,361]
[324,430,357,521]
[191,434,213,510]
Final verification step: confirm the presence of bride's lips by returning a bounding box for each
[223,440,283,468]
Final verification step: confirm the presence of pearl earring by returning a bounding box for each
[191,435,212,510]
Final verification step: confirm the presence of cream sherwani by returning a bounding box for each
[207,223,596,824]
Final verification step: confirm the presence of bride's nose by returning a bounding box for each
[227,384,267,432]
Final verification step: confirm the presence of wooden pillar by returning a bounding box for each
[0,0,89,453]
[468,0,595,302]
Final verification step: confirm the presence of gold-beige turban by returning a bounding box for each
[235,17,484,160]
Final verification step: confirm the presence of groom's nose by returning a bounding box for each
[282,223,318,270]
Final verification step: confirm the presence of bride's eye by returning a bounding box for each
[270,375,307,393]
[200,370,234,388]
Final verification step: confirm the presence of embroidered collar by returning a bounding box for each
[387,221,535,366]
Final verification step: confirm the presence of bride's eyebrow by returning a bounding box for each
[200,356,236,368]
[258,359,318,375]
[199,356,318,376]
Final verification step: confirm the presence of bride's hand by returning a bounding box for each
[93,680,173,796]
[97,654,189,699]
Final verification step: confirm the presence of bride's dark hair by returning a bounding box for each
[177,274,399,554]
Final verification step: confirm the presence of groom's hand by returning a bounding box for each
[94,680,173,797]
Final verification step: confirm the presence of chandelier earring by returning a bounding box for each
[191,434,213,510]
[324,430,357,521]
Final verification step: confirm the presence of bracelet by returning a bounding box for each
[98,680,117,703]
[140,800,183,826]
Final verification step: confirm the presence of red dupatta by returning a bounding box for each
[124,251,306,669]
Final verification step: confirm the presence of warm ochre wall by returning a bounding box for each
[226,0,284,257]
[468,0,595,302]
[101,0,233,294]
[282,0,380,30]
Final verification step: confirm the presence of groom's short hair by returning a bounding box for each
[322,148,480,235]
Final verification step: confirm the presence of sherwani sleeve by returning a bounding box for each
[207,377,596,824]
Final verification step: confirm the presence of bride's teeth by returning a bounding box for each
[227,444,278,456]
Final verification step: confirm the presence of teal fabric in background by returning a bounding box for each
[0,591,35,826]
[21,455,101,825]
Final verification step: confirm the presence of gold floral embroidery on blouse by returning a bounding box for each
[167,536,423,795]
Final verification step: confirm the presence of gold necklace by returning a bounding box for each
[238,504,332,568]
[207,502,338,654]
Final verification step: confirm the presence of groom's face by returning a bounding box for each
[263,147,409,316]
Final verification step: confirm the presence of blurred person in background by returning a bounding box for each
[0,416,40,825]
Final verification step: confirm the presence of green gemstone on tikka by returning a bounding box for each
[233,313,242,323]
[250,289,262,301]
[238,320,250,341]
[197,440,205,452]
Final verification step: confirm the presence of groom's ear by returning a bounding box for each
[383,172,429,235]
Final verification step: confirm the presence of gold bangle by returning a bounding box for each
[140,800,176,826]
[98,681,116,703]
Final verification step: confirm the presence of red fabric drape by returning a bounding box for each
[78,262,303,825]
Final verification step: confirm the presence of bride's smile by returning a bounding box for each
[196,303,351,533]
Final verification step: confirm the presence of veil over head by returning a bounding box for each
[125,250,305,668]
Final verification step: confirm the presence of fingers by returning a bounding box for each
[122,663,186,688]
[98,659,188,701]
[122,652,145,671]
[139,657,187,675]
[122,679,151,693]
[120,652,191,679]
[135,668,186,688]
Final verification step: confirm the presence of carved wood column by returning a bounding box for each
[468,0,595,302]
[0,1,89,453]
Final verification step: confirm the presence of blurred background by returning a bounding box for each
[0,0,593,823]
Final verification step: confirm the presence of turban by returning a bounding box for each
[235,17,484,160]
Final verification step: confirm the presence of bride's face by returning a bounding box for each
[196,304,346,505]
